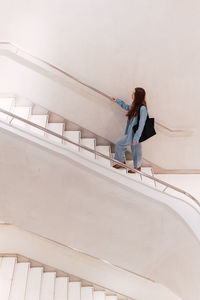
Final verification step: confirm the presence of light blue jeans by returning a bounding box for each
[114,135,142,168]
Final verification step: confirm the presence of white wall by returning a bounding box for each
[0,123,200,299]
[0,52,199,170]
[0,225,181,300]
[0,0,200,169]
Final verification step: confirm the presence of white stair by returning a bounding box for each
[140,167,155,187]
[125,160,155,186]
[28,115,48,136]
[0,256,118,300]
[96,145,111,167]
[110,153,127,175]
[0,257,16,300]
[81,287,93,300]
[80,138,96,159]
[54,277,69,300]
[63,130,81,151]
[0,96,167,194]
[0,98,15,122]
[68,282,81,300]
[40,272,56,300]
[9,262,30,300]
[25,267,43,300]
[11,106,32,128]
[46,123,64,144]
[94,291,106,300]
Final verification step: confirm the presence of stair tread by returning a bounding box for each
[81,286,93,300]
[63,131,80,150]
[68,282,81,300]
[25,267,43,300]
[28,115,48,136]
[54,277,69,300]
[64,130,81,137]
[0,257,16,300]
[12,106,32,116]
[9,262,30,300]
[95,145,111,167]
[40,272,56,300]
[29,115,48,125]
[0,98,15,122]
[11,106,32,128]
[0,97,15,110]
[0,257,16,279]
[47,123,64,131]
[80,138,95,147]
[46,123,64,143]
[96,145,110,154]
[80,138,96,158]
[94,291,106,300]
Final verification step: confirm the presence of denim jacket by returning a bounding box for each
[116,98,148,144]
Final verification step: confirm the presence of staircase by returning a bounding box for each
[0,256,119,300]
[0,96,156,184]
[0,95,197,203]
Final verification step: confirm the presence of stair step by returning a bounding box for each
[80,138,96,159]
[46,123,64,144]
[140,167,155,187]
[125,170,141,180]
[63,131,81,151]
[9,262,30,300]
[68,282,81,300]
[81,286,93,300]
[110,153,126,174]
[25,267,43,300]
[0,97,15,122]
[54,277,68,300]
[0,256,119,300]
[40,272,56,300]
[96,145,111,167]
[125,161,155,186]
[11,106,32,129]
[0,257,16,300]
[94,291,106,300]
[28,115,48,136]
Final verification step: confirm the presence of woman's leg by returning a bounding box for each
[131,143,142,169]
[114,135,129,166]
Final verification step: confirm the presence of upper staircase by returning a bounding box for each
[0,95,196,204]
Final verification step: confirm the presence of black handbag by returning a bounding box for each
[133,107,156,142]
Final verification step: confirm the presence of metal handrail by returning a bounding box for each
[0,107,198,207]
[0,41,191,135]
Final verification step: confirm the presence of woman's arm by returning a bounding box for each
[112,97,130,111]
[132,106,148,143]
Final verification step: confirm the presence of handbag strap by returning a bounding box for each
[137,105,149,125]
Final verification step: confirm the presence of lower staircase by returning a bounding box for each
[0,256,119,300]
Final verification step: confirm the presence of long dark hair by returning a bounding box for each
[126,87,147,120]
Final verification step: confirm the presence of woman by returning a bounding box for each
[112,87,148,173]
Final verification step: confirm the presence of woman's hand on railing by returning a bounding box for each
[112,97,117,102]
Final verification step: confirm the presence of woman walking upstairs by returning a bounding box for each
[112,87,148,173]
